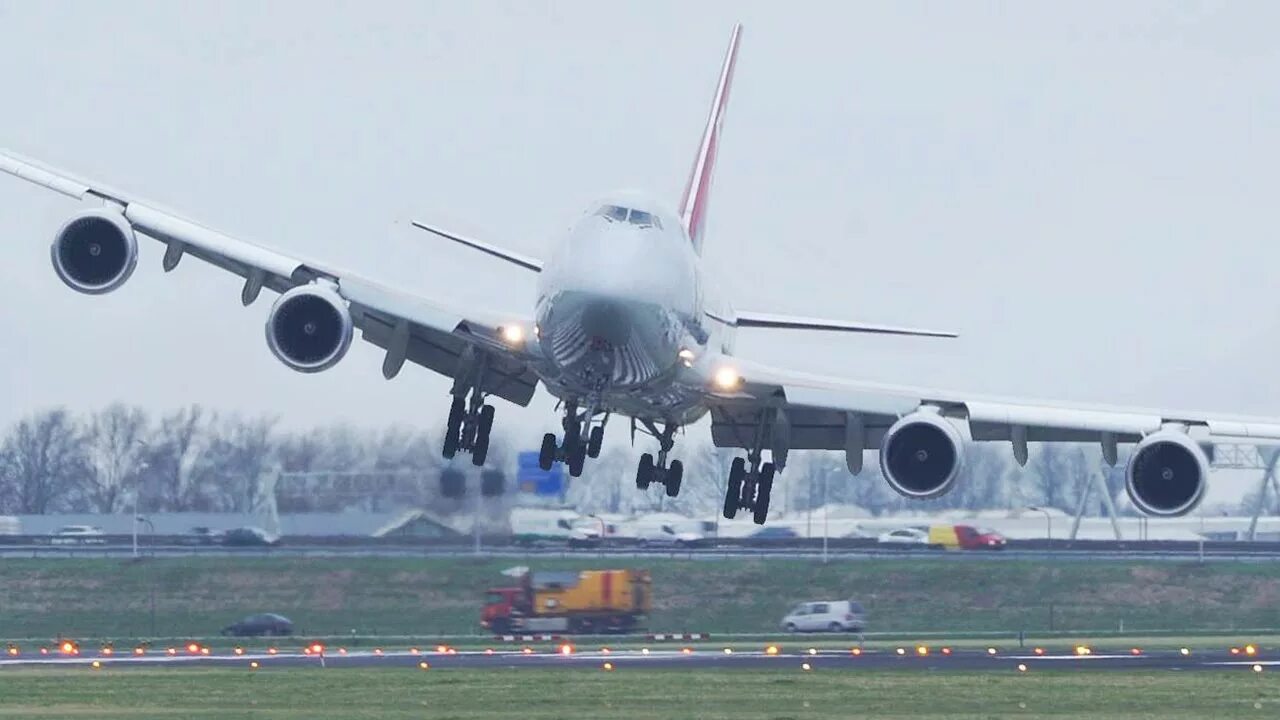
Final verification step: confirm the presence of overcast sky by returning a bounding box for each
[1,0,1279,489]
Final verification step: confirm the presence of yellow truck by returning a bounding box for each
[481,569,652,634]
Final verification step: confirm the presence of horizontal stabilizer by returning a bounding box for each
[726,311,957,338]
[410,220,542,272]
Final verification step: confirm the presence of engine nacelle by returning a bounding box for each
[50,209,138,294]
[265,284,353,373]
[1125,430,1208,517]
[879,410,965,499]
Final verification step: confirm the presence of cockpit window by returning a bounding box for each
[595,205,662,229]
[598,205,629,222]
[628,209,655,228]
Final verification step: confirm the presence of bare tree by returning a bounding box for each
[0,409,89,514]
[195,414,278,511]
[141,405,210,511]
[82,404,149,513]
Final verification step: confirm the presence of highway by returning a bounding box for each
[3,543,1280,562]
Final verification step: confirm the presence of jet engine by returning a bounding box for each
[1124,430,1208,517]
[50,209,138,294]
[265,284,353,373]
[879,410,965,499]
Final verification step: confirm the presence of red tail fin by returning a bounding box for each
[679,24,741,253]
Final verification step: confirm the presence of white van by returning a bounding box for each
[780,600,866,633]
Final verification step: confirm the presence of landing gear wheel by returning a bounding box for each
[472,405,495,466]
[752,462,775,525]
[587,426,604,459]
[636,453,654,490]
[723,458,745,519]
[567,442,587,478]
[538,433,557,471]
[664,460,683,498]
[442,396,464,459]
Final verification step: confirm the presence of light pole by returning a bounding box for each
[132,440,149,560]
[132,461,149,560]
[821,473,829,564]
[1027,506,1051,546]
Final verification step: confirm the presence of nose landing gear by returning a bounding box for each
[538,402,608,478]
[634,421,683,498]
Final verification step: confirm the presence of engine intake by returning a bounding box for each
[1125,430,1208,517]
[50,209,138,294]
[265,285,353,373]
[879,411,965,499]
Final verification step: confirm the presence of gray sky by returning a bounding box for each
[1,0,1279,464]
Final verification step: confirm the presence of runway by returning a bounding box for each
[2,645,1272,673]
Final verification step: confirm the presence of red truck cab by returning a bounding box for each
[481,587,525,633]
[955,525,1007,550]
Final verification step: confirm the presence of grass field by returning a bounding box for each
[0,668,1274,719]
[2,556,1280,639]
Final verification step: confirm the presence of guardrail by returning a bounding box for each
[3,541,1280,561]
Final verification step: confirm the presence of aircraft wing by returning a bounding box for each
[0,148,540,406]
[706,355,1280,468]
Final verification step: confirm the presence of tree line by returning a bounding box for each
[1,404,1265,518]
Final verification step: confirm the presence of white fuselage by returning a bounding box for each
[530,196,735,424]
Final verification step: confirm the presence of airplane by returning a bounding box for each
[4,24,1279,525]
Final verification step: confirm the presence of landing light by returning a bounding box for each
[713,366,741,390]
[1180,648,1191,656]
[500,324,525,346]
[678,348,696,367]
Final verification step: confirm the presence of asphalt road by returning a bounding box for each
[3,545,1280,562]
[2,646,1273,673]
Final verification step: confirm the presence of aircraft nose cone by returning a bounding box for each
[580,299,632,345]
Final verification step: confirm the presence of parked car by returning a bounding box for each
[221,527,280,547]
[221,613,294,637]
[49,525,106,545]
[876,527,931,548]
[781,600,866,633]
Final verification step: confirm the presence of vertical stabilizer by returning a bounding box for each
[679,24,741,253]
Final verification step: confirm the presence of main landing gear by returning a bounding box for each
[442,391,495,466]
[441,350,496,467]
[634,420,683,499]
[723,452,775,526]
[538,402,606,478]
[722,407,784,525]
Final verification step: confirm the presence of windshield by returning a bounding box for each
[595,204,663,229]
